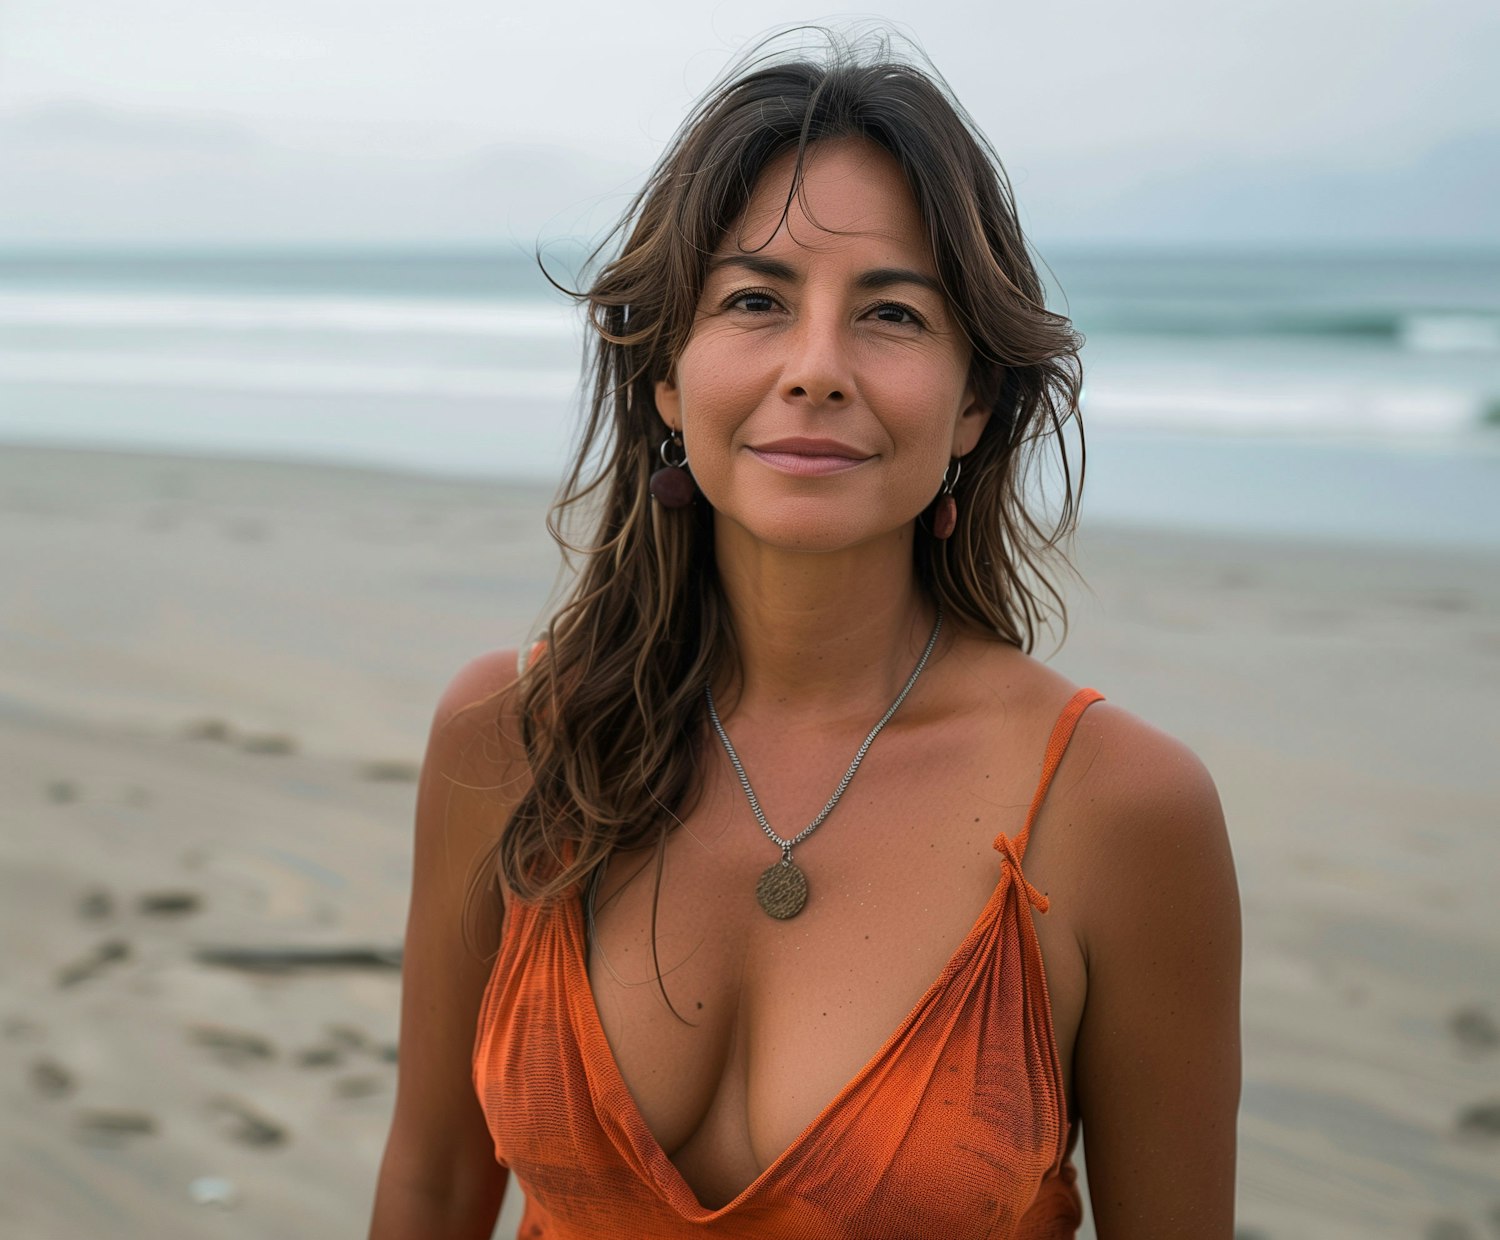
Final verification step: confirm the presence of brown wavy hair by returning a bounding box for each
[473,30,1085,925]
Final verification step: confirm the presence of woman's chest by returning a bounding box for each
[581,742,1087,1207]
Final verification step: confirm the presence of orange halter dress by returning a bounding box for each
[473,687,1103,1239]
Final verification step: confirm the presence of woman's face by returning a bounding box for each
[654,137,990,554]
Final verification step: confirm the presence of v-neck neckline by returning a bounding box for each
[564,860,1070,1220]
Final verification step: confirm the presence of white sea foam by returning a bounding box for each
[1081,381,1479,436]
[0,348,577,400]
[1398,313,1500,354]
[0,288,578,338]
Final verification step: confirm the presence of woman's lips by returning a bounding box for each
[747,439,872,477]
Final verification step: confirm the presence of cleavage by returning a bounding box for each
[583,805,1011,1204]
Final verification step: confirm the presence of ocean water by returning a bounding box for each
[1,247,1497,547]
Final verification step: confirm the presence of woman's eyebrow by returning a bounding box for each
[854,267,945,297]
[708,255,944,297]
[708,254,798,282]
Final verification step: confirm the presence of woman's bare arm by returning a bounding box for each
[1071,708,1242,1238]
[369,650,528,1239]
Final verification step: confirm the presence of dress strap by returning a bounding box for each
[992,688,1105,912]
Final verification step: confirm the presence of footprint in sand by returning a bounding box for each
[29,1058,75,1098]
[184,718,234,743]
[1457,1101,1500,1141]
[77,888,114,921]
[324,1023,371,1053]
[239,733,298,756]
[359,759,420,783]
[295,1044,344,1069]
[210,1096,287,1148]
[1450,1006,1500,1053]
[333,1074,384,1099]
[74,1110,158,1142]
[137,890,203,917]
[311,1024,399,1068]
[55,939,130,988]
[189,1025,276,1068]
[46,779,79,804]
[1426,1220,1479,1240]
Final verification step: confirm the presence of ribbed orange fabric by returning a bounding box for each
[474,688,1105,1239]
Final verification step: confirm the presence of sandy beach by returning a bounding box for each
[1,443,1496,1239]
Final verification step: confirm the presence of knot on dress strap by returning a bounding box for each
[992,832,1050,913]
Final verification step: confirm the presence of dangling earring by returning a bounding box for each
[932,458,961,540]
[649,430,695,508]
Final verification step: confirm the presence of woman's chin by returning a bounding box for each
[712,503,919,558]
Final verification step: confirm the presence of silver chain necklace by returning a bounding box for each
[704,607,943,920]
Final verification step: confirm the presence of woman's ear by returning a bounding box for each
[654,375,681,432]
[952,386,993,458]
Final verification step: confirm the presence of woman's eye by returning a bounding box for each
[871,302,922,326]
[728,290,778,314]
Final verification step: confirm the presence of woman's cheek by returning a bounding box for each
[678,353,767,446]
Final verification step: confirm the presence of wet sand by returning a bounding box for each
[0,444,1496,1238]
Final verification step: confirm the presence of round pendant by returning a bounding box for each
[756,858,808,920]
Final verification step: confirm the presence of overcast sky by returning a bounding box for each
[2,0,1497,247]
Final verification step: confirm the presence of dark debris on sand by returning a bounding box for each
[29,1058,75,1098]
[358,758,420,783]
[74,1109,158,1141]
[137,890,203,917]
[193,944,401,973]
[55,939,130,988]
[1425,1219,1480,1240]
[1456,1100,1500,1141]
[1450,1006,1500,1053]
[76,888,114,920]
[189,1024,276,1067]
[210,1096,287,1148]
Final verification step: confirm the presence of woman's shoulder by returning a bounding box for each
[1008,665,1234,956]
[962,637,1221,835]
[433,647,525,728]
[423,648,533,811]
[413,650,535,930]
[1091,720,1223,883]
[959,639,1226,897]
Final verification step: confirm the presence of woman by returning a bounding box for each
[370,37,1240,1240]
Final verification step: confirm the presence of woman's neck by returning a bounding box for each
[711,518,938,725]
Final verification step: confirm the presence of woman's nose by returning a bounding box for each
[780,314,850,407]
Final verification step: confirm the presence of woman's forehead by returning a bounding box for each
[720,138,933,265]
